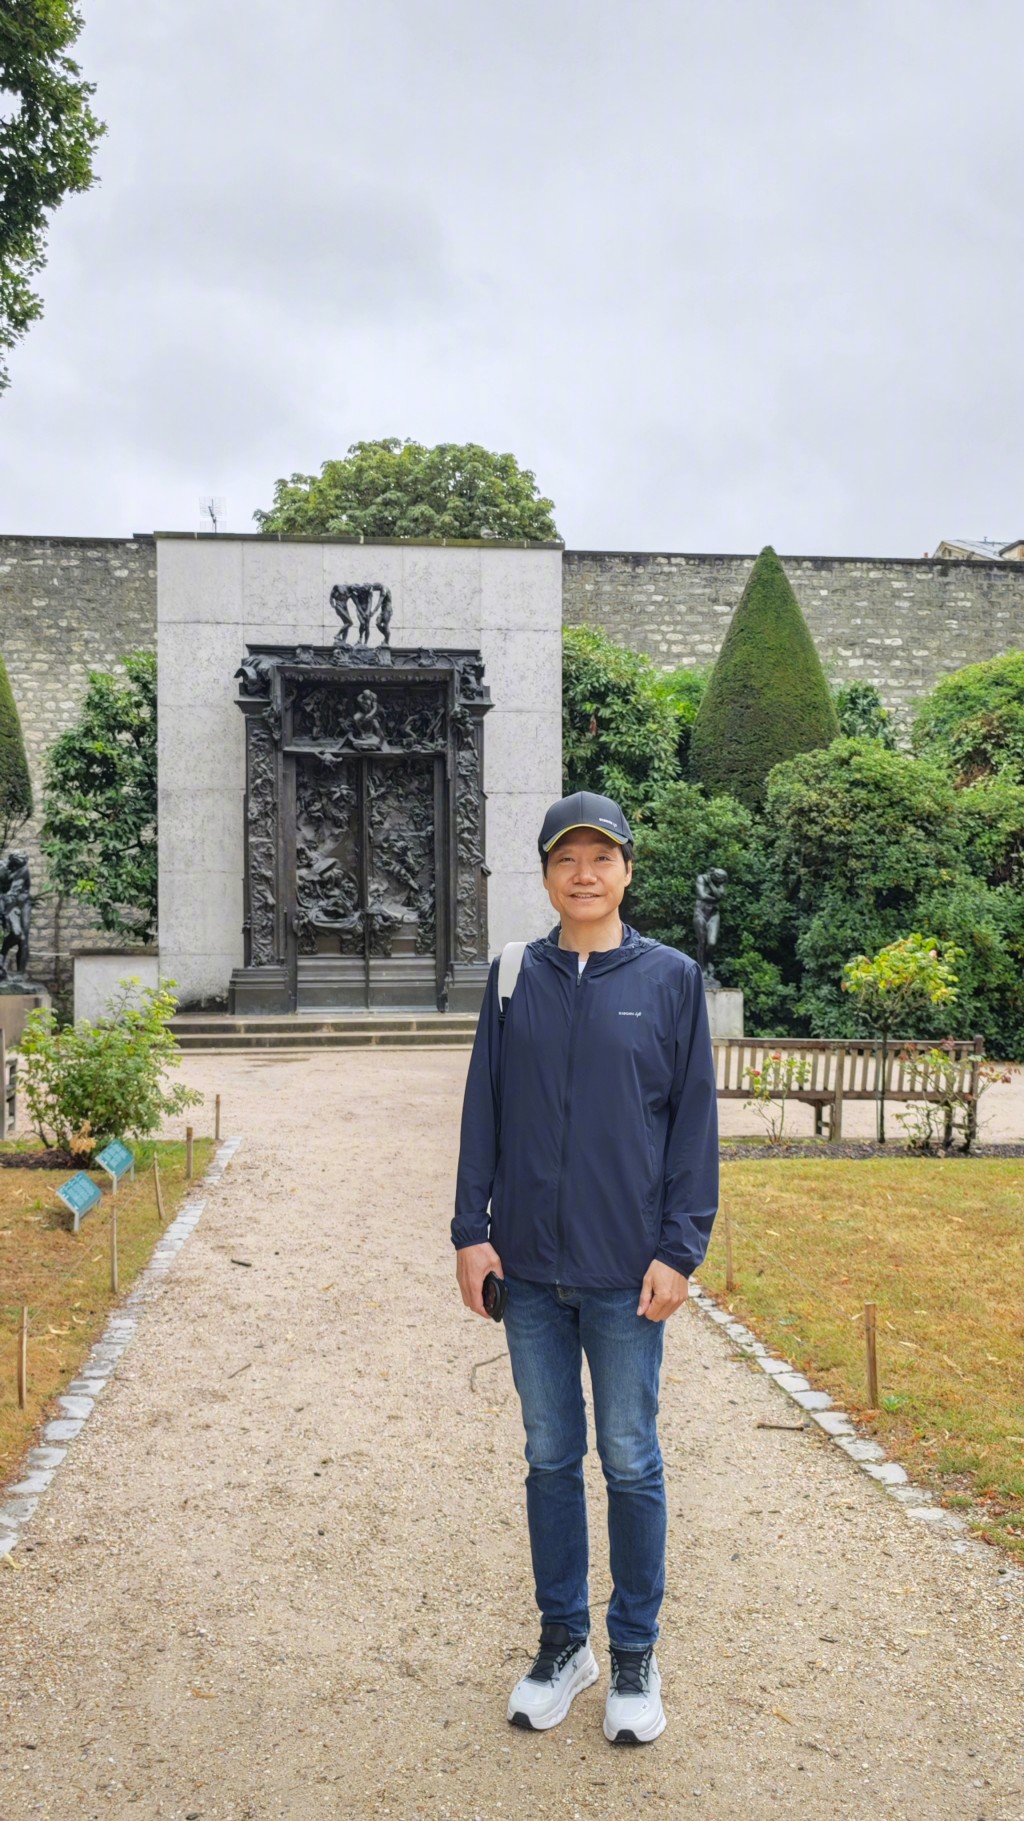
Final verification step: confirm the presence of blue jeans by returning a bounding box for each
[502,1276,667,1651]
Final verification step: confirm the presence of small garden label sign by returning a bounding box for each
[96,1140,134,1193]
[56,1172,102,1234]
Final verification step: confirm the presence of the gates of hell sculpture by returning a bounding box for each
[231,600,492,1013]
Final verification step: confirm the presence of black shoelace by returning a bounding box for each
[527,1630,584,1684]
[610,1645,653,1694]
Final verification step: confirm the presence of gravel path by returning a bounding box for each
[0,1051,1021,1821]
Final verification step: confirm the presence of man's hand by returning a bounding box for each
[637,1260,689,1322]
[455,1240,504,1317]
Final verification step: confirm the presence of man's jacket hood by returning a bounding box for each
[453,924,719,1289]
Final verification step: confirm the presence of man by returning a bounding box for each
[452,790,719,1745]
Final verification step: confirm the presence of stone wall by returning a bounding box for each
[563,550,1024,724]
[0,535,157,995]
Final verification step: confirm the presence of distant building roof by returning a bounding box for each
[932,537,1024,561]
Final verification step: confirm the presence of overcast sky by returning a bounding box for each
[1,0,1021,554]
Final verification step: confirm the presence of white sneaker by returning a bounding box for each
[507,1623,599,1731]
[603,1645,666,1744]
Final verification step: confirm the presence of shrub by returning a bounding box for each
[40,652,157,942]
[20,979,201,1150]
[689,546,839,806]
[841,935,962,1141]
[765,739,961,1035]
[0,652,32,848]
[561,625,680,820]
[911,650,1024,785]
[834,680,896,748]
[629,780,795,1031]
[657,666,708,773]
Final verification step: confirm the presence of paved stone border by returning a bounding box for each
[0,1135,243,1560]
[688,1275,1008,1567]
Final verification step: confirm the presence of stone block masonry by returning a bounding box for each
[563,549,1024,728]
[0,535,157,996]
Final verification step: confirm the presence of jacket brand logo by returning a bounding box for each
[618,1010,642,1017]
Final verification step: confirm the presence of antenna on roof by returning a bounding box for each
[199,496,226,534]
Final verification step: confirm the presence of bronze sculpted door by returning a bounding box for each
[231,622,491,1014]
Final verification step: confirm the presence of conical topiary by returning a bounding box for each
[0,653,32,847]
[689,545,839,806]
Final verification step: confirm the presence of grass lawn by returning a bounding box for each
[0,1137,214,1489]
[705,1159,1024,1555]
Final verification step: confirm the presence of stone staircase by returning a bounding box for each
[169,1012,478,1052]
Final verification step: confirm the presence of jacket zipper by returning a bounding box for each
[554,963,584,1281]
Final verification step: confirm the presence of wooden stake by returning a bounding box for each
[214,1094,221,1142]
[864,1301,878,1408]
[186,1126,194,1180]
[724,1204,735,1294]
[17,1305,27,1410]
[153,1157,165,1224]
[110,1201,119,1294]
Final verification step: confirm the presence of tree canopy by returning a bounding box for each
[0,652,33,847]
[911,649,1024,786]
[40,653,157,943]
[0,0,105,391]
[254,439,559,542]
[689,546,839,807]
[561,625,681,821]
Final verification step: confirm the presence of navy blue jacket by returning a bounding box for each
[452,924,719,1289]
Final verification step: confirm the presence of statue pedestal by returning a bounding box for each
[704,984,744,1039]
[0,986,50,1050]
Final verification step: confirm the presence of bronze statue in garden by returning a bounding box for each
[694,866,727,981]
[0,850,32,982]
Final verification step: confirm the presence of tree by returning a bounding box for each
[842,935,961,1142]
[40,653,157,942]
[0,1,105,392]
[764,738,961,1036]
[834,680,896,748]
[0,652,32,847]
[658,665,708,773]
[254,439,559,542]
[911,650,1024,786]
[629,779,795,1031]
[689,546,839,806]
[561,625,680,821]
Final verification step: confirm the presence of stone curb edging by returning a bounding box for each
[687,1275,1009,1568]
[0,1135,243,1561]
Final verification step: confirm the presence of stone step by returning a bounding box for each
[170,1014,477,1052]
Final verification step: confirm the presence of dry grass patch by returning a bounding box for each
[706,1159,1024,1554]
[0,1138,213,1487]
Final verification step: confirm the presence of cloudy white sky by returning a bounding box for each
[1,0,1021,554]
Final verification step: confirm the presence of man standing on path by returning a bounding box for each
[452,791,719,1745]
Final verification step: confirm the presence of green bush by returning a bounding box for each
[0,652,32,847]
[954,775,1024,888]
[561,625,680,820]
[689,546,839,806]
[834,680,896,748]
[20,979,201,1151]
[914,878,1024,1060]
[912,650,1024,785]
[657,666,708,773]
[764,739,961,1036]
[40,652,157,942]
[629,780,795,1031]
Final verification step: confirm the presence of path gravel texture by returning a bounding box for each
[0,1051,1021,1821]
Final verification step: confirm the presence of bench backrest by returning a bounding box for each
[712,1036,983,1098]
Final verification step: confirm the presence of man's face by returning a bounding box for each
[542,830,632,923]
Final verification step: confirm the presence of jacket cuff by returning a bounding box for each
[653,1247,696,1279]
[451,1220,491,1250]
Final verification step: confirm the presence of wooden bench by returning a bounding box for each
[712,1035,984,1141]
[1,1031,16,1140]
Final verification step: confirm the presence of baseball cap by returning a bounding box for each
[539,790,633,854]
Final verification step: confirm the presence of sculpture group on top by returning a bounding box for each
[0,849,32,986]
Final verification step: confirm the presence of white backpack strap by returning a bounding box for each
[497,941,528,1022]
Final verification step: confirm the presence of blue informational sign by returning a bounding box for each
[95,1140,134,1191]
[56,1172,103,1234]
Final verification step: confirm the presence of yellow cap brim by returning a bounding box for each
[542,821,628,853]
